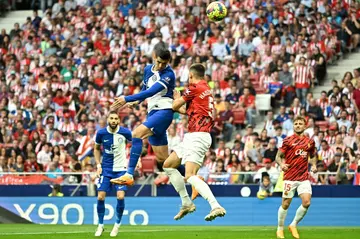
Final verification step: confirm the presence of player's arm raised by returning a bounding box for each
[111,82,166,110]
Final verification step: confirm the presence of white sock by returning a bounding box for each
[163,168,192,206]
[290,205,308,226]
[98,224,104,227]
[114,223,120,227]
[187,175,220,210]
[277,206,288,231]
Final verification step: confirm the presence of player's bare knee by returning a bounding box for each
[156,155,167,163]
[117,194,125,200]
[302,200,311,208]
[132,131,142,139]
[97,195,105,201]
[163,160,175,169]
[282,200,291,210]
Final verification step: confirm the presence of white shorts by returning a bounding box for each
[282,180,312,198]
[173,132,212,166]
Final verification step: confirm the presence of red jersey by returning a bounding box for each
[182,80,214,133]
[279,134,316,181]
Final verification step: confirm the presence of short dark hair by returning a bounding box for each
[153,42,171,61]
[108,110,118,117]
[189,63,205,79]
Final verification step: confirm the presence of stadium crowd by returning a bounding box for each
[0,0,359,186]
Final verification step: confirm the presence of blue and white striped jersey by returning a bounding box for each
[95,126,132,172]
[142,64,176,112]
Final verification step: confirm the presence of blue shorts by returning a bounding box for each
[143,109,173,146]
[97,169,127,192]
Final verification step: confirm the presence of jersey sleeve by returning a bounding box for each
[121,127,132,142]
[125,82,165,102]
[279,137,289,153]
[158,71,175,90]
[95,131,102,145]
[182,85,197,102]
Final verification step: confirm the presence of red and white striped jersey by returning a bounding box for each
[291,106,301,116]
[212,68,226,82]
[82,89,99,103]
[215,148,225,158]
[286,45,295,55]
[57,121,77,133]
[316,98,329,111]
[262,55,273,65]
[318,148,335,165]
[259,74,273,89]
[308,41,326,54]
[24,83,39,93]
[69,78,81,90]
[271,44,282,55]
[31,67,41,79]
[324,135,336,145]
[292,65,314,88]
[75,21,86,30]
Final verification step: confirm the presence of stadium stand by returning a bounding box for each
[0,0,359,187]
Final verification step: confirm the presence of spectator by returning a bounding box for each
[37,143,52,167]
[246,138,264,164]
[264,138,278,163]
[307,98,325,121]
[276,106,289,123]
[337,110,352,131]
[219,102,234,142]
[318,140,335,166]
[274,126,286,148]
[279,63,294,107]
[46,162,63,179]
[48,184,64,197]
[254,158,279,185]
[293,56,314,105]
[239,87,256,127]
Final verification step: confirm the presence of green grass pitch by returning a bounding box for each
[0,225,359,239]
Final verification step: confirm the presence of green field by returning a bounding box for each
[0,225,359,239]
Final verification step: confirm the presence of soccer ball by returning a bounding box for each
[206,1,227,22]
[257,191,268,200]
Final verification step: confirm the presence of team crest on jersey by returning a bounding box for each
[163,77,171,82]
[118,138,123,144]
[184,88,191,95]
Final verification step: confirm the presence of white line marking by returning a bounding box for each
[0,228,275,235]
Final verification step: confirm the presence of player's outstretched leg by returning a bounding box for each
[95,192,106,237]
[163,152,195,220]
[184,162,225,221]
[111,191,125,237]
[288,193,311,239]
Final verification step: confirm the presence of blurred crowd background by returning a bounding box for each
[0,0,359,187]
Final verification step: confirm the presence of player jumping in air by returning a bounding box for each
[110,42,186,186]
[275,116,317,239]
[163,63,226,221]
[94,111,132,237]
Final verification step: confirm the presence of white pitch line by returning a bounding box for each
[0,231,90,235]
[0,228,274,235]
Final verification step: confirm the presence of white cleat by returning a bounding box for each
[204,207,226,221]
[174,203,196,220]
[95,225,104,237]
[110,224,120,237]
